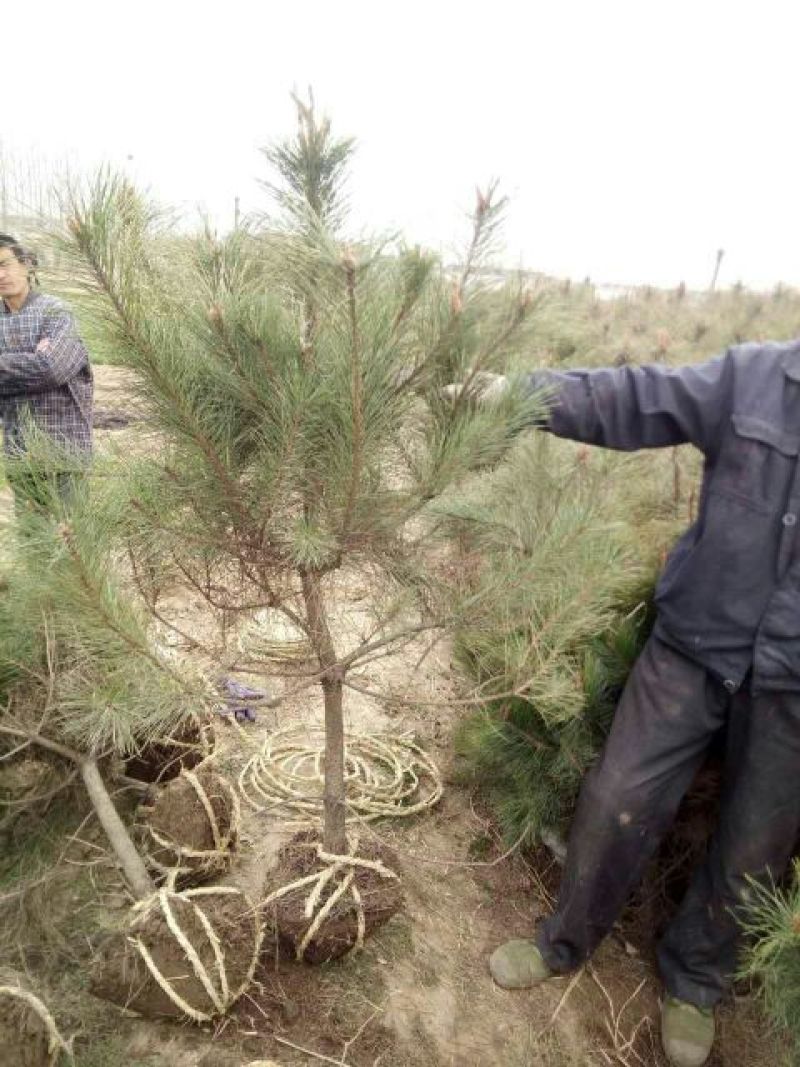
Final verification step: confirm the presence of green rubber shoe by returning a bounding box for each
[489,939,554,989]
[661,996,715,1067]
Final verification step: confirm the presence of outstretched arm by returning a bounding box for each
[526,355,731,455]
[0,309,89,396]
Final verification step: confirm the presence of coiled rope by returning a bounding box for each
[239,725,443,825]
[236,609,310,665]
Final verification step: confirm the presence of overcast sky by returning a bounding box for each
[3,0,798,289]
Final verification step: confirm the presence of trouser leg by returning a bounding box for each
[657,686,800,1008]
[537,634,727,974]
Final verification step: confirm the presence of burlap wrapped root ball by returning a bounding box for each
[90,886,263,1021]
[262,832,403,964]
[0,985,71,1067]
[124,713,216,784]
[142,767,240,886]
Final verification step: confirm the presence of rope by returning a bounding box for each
[236,610,310,664]
[0,985,73,1064]
[128,886,263,1023]
[143,769,241,883]
[239,725,443,826]
[261,836,399,960]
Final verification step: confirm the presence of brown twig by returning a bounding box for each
[537,967,585,1037]
[339,1005,383,1064]
[587,965,650,1067]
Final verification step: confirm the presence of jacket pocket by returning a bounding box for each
[731,414,800,456]
[713,413,800,509]
[655,489,779,641]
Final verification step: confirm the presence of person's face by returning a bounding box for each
[0,247,30,305]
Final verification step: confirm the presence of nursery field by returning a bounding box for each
[4,100,800,1067]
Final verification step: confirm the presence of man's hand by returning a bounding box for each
[442,370,509,405]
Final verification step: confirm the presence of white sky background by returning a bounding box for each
[3,0,799,289]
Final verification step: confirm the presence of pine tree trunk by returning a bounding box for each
[80,758,156,899]
[301,569,347,854]
[320,672,347,854]
[0,723,156,900]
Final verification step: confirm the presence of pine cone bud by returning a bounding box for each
[207,303,223,326]
[450,284,463,316]
[475,187,490,219]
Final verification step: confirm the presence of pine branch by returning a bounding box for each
[66,181,260,536]
[457,181,507,298]
[57,524,189,692]
[340,248,364,543]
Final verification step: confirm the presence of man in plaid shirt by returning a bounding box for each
[0,233,92,505]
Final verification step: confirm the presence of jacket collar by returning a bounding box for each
[1,288,41,315]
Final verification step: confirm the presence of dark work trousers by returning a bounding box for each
[535,633,800,1009]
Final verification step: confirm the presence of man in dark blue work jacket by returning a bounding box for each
[478,343,800,1067]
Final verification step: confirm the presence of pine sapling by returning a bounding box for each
[58,95,542,890]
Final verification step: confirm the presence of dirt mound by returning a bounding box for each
[262,831,403,964]
[124,714,216,784]
[90,886,262,1021]
[143,767,240,886]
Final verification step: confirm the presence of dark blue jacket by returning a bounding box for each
[528,340,800,692]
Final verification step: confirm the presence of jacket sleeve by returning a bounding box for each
[524,355,731,455]
[0,308,89,396]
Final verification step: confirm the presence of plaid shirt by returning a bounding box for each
[0,289,93,457]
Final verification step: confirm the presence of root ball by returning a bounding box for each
[262,832,402,964]
[90,886,262,1021]
[143,767,240,886]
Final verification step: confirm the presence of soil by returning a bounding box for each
[90,887,261,1020]
[0,994,56,1067]
[125,714,216,784]
[143,767,239,885]
[262,830,403,964]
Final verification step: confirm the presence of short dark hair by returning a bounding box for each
[0,233,38,268]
